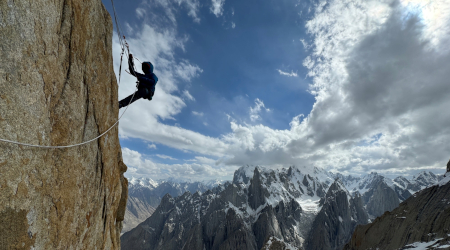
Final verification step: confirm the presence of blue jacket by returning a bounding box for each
[129,58,158,93]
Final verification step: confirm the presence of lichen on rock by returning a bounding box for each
[0,0,127,249]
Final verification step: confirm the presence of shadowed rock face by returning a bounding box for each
[123,179,223,233]
[122,197,156,234]
[344,177,450,250]
[0,0,126,249]
[364,181,399,218]
[305,181,369,250]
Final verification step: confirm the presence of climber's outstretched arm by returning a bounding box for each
[128,54,143,78]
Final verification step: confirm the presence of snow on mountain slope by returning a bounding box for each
[122,165,444,250]
[122,165,337,249]
[233,165,335,213]
[123,177,226,234]
[128,177,159,189]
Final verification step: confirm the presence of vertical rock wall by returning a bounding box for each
[0,0,127,249]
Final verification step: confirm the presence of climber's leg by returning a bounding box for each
[119,88,148,109]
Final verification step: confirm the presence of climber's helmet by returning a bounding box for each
[142,62,153,74]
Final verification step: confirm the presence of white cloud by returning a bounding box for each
[192,111,204,116]
[136,7,146,19]
[211,0,226,17]
[188,156,217,165]
[174,60,203,82]
[125,22,134,34]
[122,148,233,181]
[118,0,450,181]
[277,69,298,77]
[231,22,236,29]
[213,0,450,176]
[146,0,201,23]
[156,154,177,160]
[299,39,310,50]
[399,0,450,49]
[183,90,195,101]
[249,98,270,122]
[148,143,157,149]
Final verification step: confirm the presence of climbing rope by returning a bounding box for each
[0,90,136,149]
[0,0,137,149]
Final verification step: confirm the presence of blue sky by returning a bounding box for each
[102,0,450,181]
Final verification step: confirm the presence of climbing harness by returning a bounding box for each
[0,0,137,149]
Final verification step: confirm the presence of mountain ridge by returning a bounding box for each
[344,161,450,250]
[121,165,442,249]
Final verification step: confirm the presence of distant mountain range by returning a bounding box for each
[122,177,225,233]
[121,166,442,249]
[345,163,450,250]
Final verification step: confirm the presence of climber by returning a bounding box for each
[119,54,158,109]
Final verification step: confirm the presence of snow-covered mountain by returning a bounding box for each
[122,177,226,233]
[345,163,450,250]
[339,171,442,219]
[394,171,443,194]
[121,166,442,249]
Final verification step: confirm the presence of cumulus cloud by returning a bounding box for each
[231,22,236,29]
[277,69,298,77]
[118,0,450,180]
[211,0,226,17]
[122,148,232,181]
[217,0,450,177]
[210,0,450,177]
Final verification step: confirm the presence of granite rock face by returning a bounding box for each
[363,180,399,218]
[0,0,126,249]
[305,181,369,250]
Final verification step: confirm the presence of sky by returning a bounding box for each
[102,0,450,182]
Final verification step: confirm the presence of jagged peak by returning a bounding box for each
[128,176,159,189]
[233,165,262,184]
[323,179,352,206]
[411,171,438,183]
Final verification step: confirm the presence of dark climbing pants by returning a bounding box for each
[119,88,152,108]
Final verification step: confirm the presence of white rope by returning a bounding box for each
[0,84,139,149]
[0,0,138,149]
